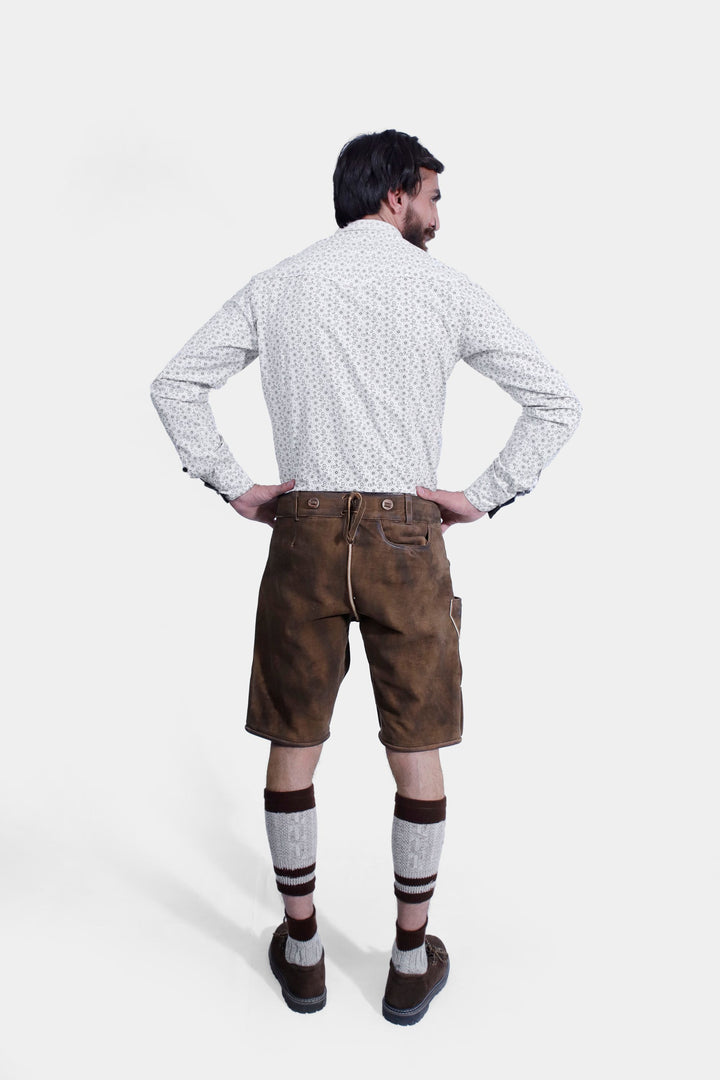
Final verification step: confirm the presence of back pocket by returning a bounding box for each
[376,520,431,549]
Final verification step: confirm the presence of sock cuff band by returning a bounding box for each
[395,919,428,952]
[394,793,447,824]
[285,907,317,942]
[394,885,436,904]
[264,784,316,813]
[277,877,316,897]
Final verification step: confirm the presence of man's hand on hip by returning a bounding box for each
[230,480,296,526]
[416,486,487,533]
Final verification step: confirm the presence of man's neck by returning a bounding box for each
[362,210,402,233]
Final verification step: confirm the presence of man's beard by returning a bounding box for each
[401,205,431,251]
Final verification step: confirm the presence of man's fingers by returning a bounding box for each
[417,484,485,528]
[242,479,296,507]
[259,479,296,502]
[416,484,446,504]
[230,480,295,523]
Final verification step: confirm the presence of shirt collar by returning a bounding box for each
[336,218,404,239]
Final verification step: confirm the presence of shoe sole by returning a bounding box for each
[381,961,450,1026]
[268,942,327,1014]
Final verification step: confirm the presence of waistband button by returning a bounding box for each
[307,497,320,509]
[381,499,394,510]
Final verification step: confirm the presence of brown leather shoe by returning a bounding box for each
[382,935,449,1025]
[268,922,327,1013]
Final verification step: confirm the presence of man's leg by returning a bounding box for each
[386,748,447,973]
[265,743,323,920]
[264,744,325,978]
[266,744,323,789]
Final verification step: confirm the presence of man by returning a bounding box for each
[150,129,582,1024]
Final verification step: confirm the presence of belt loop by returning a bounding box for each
[405,493,413,523]
[294,491,299,521]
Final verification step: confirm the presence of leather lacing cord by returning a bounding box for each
[344,491,365,621]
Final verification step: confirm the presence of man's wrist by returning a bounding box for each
[225,480,255,503]
[462,487,492,514]
[181,466,254,504]
[463,484,531,519]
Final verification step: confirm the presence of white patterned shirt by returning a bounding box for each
[150,218,582,516]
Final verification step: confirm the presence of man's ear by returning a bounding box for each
[385,187,405,217]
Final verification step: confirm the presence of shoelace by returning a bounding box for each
[426,941,448,965]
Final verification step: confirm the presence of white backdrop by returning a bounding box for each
[2,1,717,1077]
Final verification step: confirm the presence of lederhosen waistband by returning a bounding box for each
[275,490,441,525]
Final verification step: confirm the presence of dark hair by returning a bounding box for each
[333,129,444,228]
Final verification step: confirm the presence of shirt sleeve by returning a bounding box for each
[150,282,259,502]
[455,277,583,516]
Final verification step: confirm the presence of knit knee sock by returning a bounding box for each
[264,784,323,967]
[391,793,447,975]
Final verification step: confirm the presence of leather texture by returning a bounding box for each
[268,923,327,1013]
[382,935,450,1025]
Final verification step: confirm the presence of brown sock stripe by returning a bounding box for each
[395,919,428,952]
[273,863,316,879]
[277,877,316,897]
[394,872,437,888]
[394,885,436,904]
[264,784,315,813]
[285,908,317,942]
[394,793,447,825]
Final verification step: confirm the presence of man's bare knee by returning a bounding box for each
[385,748,444,800]
[266,743,324,791]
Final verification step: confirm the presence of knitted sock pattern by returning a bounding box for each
[391,794,446,974]
[392,793,447,905]
[392,919,429,976]
[264,784,317,897]
[285,908,323,967]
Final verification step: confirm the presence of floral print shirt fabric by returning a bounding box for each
[150,219,581,513]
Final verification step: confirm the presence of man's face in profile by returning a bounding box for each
[401,168,441,251]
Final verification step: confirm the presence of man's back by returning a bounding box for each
[237,217,464,494]
[151,217,580,511]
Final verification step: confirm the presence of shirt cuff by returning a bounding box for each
[487,495,517,518]
[182,467,253,503]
